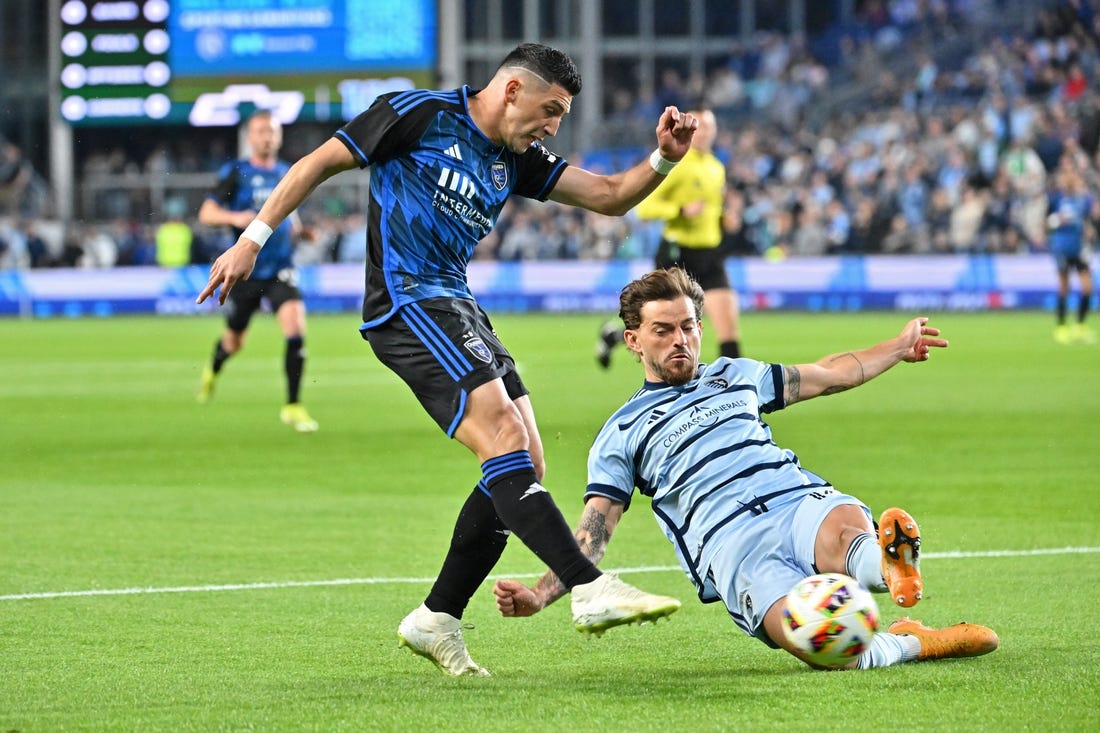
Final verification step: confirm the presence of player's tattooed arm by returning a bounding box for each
[817,352,865,395]
[784,365,802,405]
[785,318,945,405]
[785,352,866,405]
[522,498,621,610]
[528,570,567,608]
[529,501,615,608]
[576,502,613,565]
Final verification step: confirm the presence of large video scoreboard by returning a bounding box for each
[58,0,437,127]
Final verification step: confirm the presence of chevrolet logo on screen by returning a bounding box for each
[188,84,305,127]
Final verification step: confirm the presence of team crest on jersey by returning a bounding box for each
[464,337,493,363]
[704,378,728,389]
[490,161,508,190]
[740,590,754,615]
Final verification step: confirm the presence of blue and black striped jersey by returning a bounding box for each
[1047,190,1093,257]
[207,159,295,280]
[333,85,569,327]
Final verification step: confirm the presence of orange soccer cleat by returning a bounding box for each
[879,507,923,607]
[889,617,999,661]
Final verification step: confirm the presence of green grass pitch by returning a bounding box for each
[1,309,1098,731]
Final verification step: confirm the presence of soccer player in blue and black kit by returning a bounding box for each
[494,268,999,670]
[1045,164,1095,344]
[197,44,701,676]
[197,109,318,432]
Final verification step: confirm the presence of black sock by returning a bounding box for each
[1078,293,1091,324]
[482,451,599,590]
[285,336,305,404]
[1057,295,1067,325]
[212,339,231,373]
[719,340,741,359]
[424,482,509,619]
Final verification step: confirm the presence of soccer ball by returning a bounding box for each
[780,572,879,668]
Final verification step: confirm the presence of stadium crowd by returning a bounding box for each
[3,0,1099,270]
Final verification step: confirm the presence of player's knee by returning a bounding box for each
[816,505,872,570]
[223,334,244,353]
[495,413,529,451]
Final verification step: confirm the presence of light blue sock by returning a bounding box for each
[845,532,887,592]
[856,632,921,669]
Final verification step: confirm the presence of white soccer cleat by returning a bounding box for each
[397,604,491,676]
[571,573,681,635]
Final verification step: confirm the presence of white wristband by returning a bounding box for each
[242,220,273,249]
[649,149,677,176]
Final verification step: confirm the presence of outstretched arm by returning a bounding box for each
[783,317,948,406]
[548,106,697,216]
[493,496,625,617]
[197,198,254,230]
[197,138,358,305]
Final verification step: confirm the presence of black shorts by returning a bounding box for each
[654,239,731,291]
[1055,252,1091,275]
[224,270,302,332]
[362,297,529,436]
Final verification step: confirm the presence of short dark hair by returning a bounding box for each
[498,43,582,96]
[618,267,705,330]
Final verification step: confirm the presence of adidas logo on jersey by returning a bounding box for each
[444,143,463,160]
[437,166,476,199]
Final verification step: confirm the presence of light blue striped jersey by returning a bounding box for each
[585,357,834,602]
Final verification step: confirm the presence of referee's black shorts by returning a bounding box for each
[362,297,528,437]
[654,239,731,291]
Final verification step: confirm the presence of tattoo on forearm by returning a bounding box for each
[577,508,611,563]
[843,352,866,384]
[818,352,865,395]
[532,570,566,605]
[530,506,612,607]
[785,365,801,403]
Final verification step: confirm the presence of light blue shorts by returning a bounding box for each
[704,487,871,646]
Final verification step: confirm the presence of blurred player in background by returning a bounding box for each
[596,107,741,368]
[197,43,700,676]
[1045,164,1096,344]
[496,267,999,671]
[196,109,318,432]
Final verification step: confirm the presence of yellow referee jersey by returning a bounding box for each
[635,147,727,249]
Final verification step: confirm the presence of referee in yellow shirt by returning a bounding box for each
[598,108,742,367]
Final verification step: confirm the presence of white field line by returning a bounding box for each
[3,546,1098,602]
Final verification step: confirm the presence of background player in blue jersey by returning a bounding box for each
[494,268,999,670]
[1044,164,1095,344]
[197,44,701,676]
[196,110,318,432]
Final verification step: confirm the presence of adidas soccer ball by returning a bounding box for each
[780,572,879,668]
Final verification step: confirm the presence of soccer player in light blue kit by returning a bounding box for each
[495,268,999,670]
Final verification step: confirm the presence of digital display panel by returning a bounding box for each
[59,0,437,127]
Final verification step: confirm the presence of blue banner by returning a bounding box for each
[0,255,1089,318]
